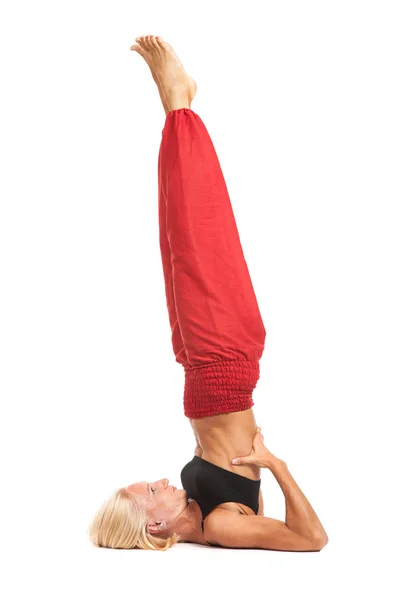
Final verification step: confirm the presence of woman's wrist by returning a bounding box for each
[266,456,286,471]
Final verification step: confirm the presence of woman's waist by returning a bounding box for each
[190,407,260,479]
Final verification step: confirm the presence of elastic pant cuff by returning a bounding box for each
[183,359,260,419]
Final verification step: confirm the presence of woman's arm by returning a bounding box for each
[271,458,328,544]
[204,461,327,551]
[204,510,325,551]
[229,427,328,548]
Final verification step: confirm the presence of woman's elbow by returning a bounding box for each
[310,532,329,551]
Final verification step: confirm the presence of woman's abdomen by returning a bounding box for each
[190,408,261,481]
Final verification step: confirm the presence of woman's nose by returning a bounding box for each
[154,478,169,488]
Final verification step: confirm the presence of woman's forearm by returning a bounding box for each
[270,459,328,545]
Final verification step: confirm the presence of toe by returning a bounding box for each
[136,36,148,48]
[150,35,162,53]
[143,35,152,49]
[156,36,168,50]
[130,44,144,55]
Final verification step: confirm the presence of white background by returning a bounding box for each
[1,1,399,598]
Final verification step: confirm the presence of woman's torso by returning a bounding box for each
[188,407,261,520]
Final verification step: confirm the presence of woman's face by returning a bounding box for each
[125,478,188,526]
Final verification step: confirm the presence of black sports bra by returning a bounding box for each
[180,455,261,531]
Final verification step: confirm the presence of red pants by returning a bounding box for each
[158,108,266,419]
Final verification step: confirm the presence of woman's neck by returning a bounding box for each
[168,499,208,545]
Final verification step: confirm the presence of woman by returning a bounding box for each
[88,35,328,552]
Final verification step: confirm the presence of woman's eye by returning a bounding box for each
[151,487,155,493]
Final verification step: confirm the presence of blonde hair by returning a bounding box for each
[88,487,181,551]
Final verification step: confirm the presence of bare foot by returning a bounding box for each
[130,35,197,115]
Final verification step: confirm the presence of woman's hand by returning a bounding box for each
[231,427,282,469]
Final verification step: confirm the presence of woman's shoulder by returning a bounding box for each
[204,502,255,527]
[202,505,252,545]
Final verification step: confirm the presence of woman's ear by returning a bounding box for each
[147,520,167,535]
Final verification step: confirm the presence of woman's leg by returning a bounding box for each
[132,35,196,363]
[159,109,266,419]
[158,147,187,365]
[131,35,266,418]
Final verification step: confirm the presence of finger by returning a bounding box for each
[232,456,248,465]
[254,427,262,440]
